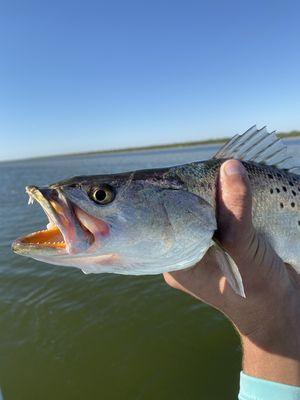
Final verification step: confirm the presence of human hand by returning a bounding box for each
[164,160,300,386]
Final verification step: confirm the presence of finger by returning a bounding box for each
[217,160,255,255]
[163,272,181,289]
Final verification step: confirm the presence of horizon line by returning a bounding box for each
[1,130,299,164]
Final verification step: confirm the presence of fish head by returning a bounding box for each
[12,168,216,275]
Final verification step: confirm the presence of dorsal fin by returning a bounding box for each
[213,125,300,174]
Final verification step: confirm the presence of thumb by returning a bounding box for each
[216,160,289,297]
[216,160,255,257]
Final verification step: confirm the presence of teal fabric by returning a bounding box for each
[238,372,300,400]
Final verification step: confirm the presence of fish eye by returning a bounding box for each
[90,185,115,205]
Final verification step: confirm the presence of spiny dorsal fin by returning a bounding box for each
[213,125,300,174]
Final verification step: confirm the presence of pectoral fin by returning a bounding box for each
[212,240,246,298]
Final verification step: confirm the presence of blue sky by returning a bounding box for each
[1,1,300,160]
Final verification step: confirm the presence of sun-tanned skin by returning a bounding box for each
[164,160,300,386]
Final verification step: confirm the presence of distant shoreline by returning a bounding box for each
[2,131,300,163]
[77,131,300,156]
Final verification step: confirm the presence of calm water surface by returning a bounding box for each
[1,140,299,400]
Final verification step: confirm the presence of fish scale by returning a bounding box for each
[244,162,299,270]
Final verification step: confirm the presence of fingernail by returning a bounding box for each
[224,161,246,176]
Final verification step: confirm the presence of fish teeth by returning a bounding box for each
[26,240,65,246]
[27,194,34,205]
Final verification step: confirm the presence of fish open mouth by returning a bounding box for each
[18,226,66,249]
[12,186,97,255]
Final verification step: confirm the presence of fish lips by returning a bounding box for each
[13,185,94,256]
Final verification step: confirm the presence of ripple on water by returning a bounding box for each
[1,141,299,399]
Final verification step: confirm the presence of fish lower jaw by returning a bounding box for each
[12,220,97,256]
[13,229,97,256]
[13,226,67,253]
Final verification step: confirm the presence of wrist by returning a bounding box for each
[241,335,300,386]
[239,290,300,386]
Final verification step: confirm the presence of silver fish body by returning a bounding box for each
[12,126,300,296]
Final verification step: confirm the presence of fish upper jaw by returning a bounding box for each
[12,185,108,256]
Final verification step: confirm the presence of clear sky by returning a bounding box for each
[1,0,300,161]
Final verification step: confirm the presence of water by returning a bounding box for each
[1,140,299,400]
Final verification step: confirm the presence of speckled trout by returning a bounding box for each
[12,126,300,297]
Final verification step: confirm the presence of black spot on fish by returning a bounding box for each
[282,186,287,192]
[289,181,294,186]
[280,202,284,209]
[276,188,280,193]
[267,173,273,179]
[291,202,295,208]
[292,190,296,196]
[270,188,274,194]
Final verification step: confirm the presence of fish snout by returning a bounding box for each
[26,185,59,202]
[25,185,93,255]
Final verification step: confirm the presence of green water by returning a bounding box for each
[1,141,299,399]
